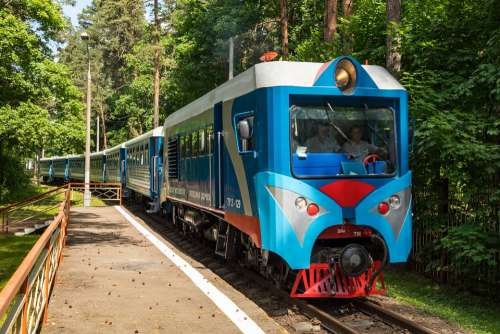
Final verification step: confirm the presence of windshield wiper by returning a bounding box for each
[325,102,351,143]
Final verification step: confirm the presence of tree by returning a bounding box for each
[0,1,84,200]
[386,0,401,75]
[324,0,338,42]
[280,0,289,59]
[342,0,353,52]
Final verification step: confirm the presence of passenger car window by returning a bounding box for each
[192,131,199,156]
[199,129,205,154]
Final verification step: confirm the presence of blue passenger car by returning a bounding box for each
[90,152,106,183]
[39,158,52,182]
[52,157,69,182]
[162,57,411,298]
[104,144,126,187]
[125,127,164,209]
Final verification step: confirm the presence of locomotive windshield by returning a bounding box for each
[290,104,397,177]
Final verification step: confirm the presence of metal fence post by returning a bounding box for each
[21,278,29,334]
[42,243,52,324]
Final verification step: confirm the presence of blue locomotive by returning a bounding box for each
[41,56,411,298]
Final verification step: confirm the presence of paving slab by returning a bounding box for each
[42,206,284,334]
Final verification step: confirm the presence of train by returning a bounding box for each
[40,56,411,298]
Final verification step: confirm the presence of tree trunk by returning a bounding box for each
[342,0,353,52]
[324,0,338,42]
[153,0,161,129]
[280,0,289,59]
[99,106,108,150]
[386,0,401,76]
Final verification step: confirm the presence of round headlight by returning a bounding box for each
[334,58,357,94]
[295,197,307,210]
[389,195,401,209]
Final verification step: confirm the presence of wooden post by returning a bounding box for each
[153,0,161,128]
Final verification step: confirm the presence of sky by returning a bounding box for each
[63,0,91,27]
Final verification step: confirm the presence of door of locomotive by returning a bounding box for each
[213,102,224,209]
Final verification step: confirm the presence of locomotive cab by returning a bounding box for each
[253,57,411,298]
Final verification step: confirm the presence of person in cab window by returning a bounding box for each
[305,122,340,153]
[343,125,384,161]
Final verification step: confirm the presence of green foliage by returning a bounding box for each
[0,0,84,201]
[439,225,499,271]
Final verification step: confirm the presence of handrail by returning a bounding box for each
[0,185,68,214]
[0,185,68,234]
[68,182,121,186]
[0,190,70,333]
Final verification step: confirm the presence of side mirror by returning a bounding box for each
[237,118,252,140]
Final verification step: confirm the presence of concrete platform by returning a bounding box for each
[42,207,284,334]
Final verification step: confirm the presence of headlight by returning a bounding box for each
[389,195,401,209]
[335,58,357,94]
[295,197,307,210]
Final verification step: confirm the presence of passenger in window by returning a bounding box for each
[343,126,385,161]
[305,122,340,153]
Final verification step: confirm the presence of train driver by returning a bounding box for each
[342,125,385,161]
[305,121,341,153]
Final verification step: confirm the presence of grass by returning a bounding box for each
[384,267,500,334]
[70,190,107,207]
[0,184,106,291]
[0,235,39,291]
[0,183,53,208]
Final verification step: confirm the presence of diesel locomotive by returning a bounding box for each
[40,56,411,298]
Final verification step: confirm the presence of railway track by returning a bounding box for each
[129,206,439,334]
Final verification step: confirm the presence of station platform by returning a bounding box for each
[42,207,284,334]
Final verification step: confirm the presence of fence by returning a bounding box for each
[0,189,70,334]
[0,186,68,234]
[68,182,122,207]
[411,183,500,292]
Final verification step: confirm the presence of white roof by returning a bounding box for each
[123,126,164,147]
[103,143,124,155]
[164,61,405,128]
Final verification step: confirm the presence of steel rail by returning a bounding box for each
[353,299,439,334]
[140,208,445,334]
[133,209,359,334]
[235,267,359,334]
[0,190,70,334]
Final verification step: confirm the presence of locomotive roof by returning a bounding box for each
[164,61,405,127]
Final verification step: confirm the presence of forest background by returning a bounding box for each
[0,0,499,291]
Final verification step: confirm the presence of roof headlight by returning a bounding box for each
[335,58,357,94]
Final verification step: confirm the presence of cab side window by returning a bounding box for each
[235,113,255,153]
